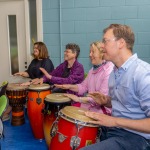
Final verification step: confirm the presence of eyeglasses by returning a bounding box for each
[102,38,116,44]
[64,50,72,53]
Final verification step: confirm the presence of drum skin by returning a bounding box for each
[50,106,98,150]
[43,93,71,147]
[27,85,51,139]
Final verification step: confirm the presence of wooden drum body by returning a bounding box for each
[43,93,71,147]
[50,106,99,150]
[6,83,28,126]
[27,84,51,139]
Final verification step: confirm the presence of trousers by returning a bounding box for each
[80,127,150,150]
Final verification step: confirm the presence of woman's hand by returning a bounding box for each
[14,72,29,77]
[40,68,52,79]
[64,94,79,102]
[55,84,70,90]
[87,92,111,107]
[20,81,31,86]
[31,78,43,84]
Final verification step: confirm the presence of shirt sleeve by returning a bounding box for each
[77,73,90,95]
[137,71,150,117]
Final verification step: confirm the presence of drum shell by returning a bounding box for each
[43,101,71,147]
[6,84,27,126]
[50,116,98,150]
[27,89,51,139]
[6,90,27,107]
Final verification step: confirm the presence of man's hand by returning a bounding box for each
[85,111,116,127]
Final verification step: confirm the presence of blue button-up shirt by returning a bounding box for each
[109,54,150,139]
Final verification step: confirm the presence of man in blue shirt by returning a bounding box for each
[81,24,150,150]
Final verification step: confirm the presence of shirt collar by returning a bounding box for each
[117,53,138,71]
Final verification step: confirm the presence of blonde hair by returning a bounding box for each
[90,41,103,56]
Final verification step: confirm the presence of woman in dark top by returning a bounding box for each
[2,42,54,121]
[14,41,54,79]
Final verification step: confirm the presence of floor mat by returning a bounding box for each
[0,112,47,150]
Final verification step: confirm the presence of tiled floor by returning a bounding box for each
[1,112,47,150]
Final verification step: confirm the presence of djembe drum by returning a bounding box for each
[27,84,51,139]
[6,83,28,126]
[50,106,99,150]
[43,93,71,147]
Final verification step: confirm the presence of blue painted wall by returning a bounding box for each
[42,0,150,73]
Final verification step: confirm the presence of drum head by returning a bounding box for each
[7,83,28,91]
[45,93,71,103]
[60,106,98,127]
[28,84,50,91]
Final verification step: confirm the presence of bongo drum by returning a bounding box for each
[43,93,71,147]
[27,83,51,139]
[50,106,99,150]
[6,83,28,126]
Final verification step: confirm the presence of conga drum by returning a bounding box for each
[43,93,71,147]
[6,83,28,126]
[27,84,51,139]
[50,106,99,150]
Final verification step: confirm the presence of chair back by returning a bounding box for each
[0,95,8,117]
[0,81,8,97]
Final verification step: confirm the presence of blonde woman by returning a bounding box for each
[55,41,114,115]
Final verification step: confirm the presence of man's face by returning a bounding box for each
[101,29,119,62]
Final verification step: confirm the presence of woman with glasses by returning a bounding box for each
[31,43,84,106]
[55,41,114,113]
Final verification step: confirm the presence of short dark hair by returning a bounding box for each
[33,42,49,59]
[103,24,135,51]
[66,43,80,59]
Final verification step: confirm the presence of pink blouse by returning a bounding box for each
[77,61,114,115]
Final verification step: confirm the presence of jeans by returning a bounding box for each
[80,127,150,150]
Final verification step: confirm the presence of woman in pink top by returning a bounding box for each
[55,41,113,115]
